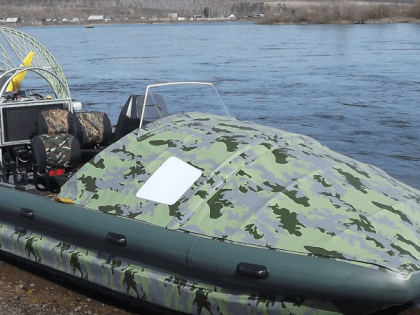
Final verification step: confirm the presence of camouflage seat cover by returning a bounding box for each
[74,111,112,148]
[31,133,81,169]
[31,133,81,191]
[37,109,75,135]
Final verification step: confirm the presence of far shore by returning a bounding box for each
[259,0,420,24]
[2,0,420,28]
[4,16,420,29]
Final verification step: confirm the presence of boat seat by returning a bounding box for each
[31,133,81,193]
[36,108,75,135]
[36,108,76,135]
[73,111,112,162]
[141,94,168,125]
[111,94,168,143]
[111,95,141,143]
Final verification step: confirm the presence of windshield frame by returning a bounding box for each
[138,81,230,130]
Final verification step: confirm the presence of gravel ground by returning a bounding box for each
[1,253,420,315]
[0,253,185,315]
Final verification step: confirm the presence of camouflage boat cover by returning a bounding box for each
[59,112,420,275]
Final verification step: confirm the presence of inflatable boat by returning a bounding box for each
[1,27,420,315]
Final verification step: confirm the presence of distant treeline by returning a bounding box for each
[259,0,420,24]
[0,0,268,20]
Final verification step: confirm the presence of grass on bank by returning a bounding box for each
[259,0,420,24]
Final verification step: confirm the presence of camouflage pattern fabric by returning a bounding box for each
[0,221,386,315]
[59,112,420,276]
[41,109,70,134]
[39,133,74,168]
[76,111,105,145]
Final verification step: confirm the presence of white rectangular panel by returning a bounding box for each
[136,156,202,205]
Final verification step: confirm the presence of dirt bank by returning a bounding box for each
[0,253,183,315]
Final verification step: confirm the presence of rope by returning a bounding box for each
[53,194,75,204]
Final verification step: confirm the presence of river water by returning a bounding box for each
[19,22,420,189]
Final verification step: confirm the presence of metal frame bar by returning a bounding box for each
[0,100,70,146]
[0,67,72,168]
[0,27,70,99]
[0,66,71,101]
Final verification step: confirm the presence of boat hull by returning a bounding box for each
[0,186,413,315]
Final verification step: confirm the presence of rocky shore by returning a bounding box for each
[0,254,183,315]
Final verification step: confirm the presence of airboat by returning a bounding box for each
[1,27,420,315]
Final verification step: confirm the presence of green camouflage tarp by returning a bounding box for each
[59,112,420,275]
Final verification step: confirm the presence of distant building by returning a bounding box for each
[194,15,204,20]
[6,17,19,23]
[168,13,178,20]
[228,14,237,20]
[87,15,104,21]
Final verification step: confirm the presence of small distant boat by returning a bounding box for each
[85,25,94,28]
